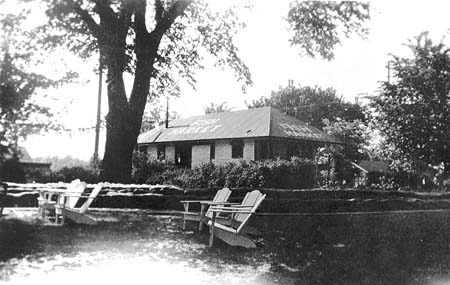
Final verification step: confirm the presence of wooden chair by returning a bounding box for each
[37,180,84,221]
[180,188,233,231]
[208,190,266,248]
[54,182,102,225]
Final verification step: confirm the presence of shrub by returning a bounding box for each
[42,166,100,183]
[132,156,316,189]
[1,159,26,183]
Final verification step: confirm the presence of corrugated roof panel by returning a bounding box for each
[270,108,341,143]
[138,107,272,143]
[138,107,340,144]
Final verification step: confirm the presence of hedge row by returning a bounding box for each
[132,153,315,189]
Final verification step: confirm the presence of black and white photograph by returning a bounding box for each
[1,0,450,284]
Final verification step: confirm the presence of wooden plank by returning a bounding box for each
[213,227,256,248]
[64,209,97,225]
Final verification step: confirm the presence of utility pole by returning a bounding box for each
[93,55,102,161]
[165,96,169,128]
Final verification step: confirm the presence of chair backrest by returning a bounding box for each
[235,190,266,233]
[65,179,87,209]
[79,183,103,214]
[205,188,232,219]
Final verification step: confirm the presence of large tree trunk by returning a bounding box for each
[101,109,140,182]
[100,61,148,182]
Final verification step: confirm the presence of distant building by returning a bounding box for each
[351,160,389,187]
[137,106,341,168]
[2,147,51,182]
[18,148,52,179]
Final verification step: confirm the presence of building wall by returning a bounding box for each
[211,139,255,166]
[211,140,231,166]
[144,137,320,168]
[166,145,175,163]
[243,139,255,161]
[272,141,288,159]
[148,145,158,160]
[192,144,211,168]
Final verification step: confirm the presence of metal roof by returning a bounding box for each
[138,106,340,144]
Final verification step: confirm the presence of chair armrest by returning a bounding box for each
[209,206,254,214]
[199,201,239,206]
[180,200,212,204]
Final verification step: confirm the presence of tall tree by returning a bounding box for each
[371,33,450,174]
[34,0,369,181]
[248,84,365,129]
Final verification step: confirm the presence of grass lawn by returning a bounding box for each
[2,208,450,284]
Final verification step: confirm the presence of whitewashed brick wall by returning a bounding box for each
[243,139,255,161]
[148,145,157,160]
[166,145,175,163]
[192,144,211,168]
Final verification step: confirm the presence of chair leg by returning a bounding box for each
[209,212,216,247]
[199,204,207,231]
[182,203,189,230]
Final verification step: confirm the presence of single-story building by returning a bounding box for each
[2,147,52,182]
[137,106,341,168]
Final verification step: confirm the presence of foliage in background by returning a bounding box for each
[203,102,234,114]
[287,1,370,60]
[34,155,90,172]
[318,118,371,185]
[247,84,365,129]
[0,10,70,165]
[132,153,315,189]
[371,33,450,176]
[140,97,179,133]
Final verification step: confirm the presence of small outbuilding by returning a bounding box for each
[137,106,340,168]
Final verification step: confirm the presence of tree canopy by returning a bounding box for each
[287,1,370,60]
[371,33,450,173]
[247,83,366,129]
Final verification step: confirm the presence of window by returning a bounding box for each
[138,145,148,154]
[231,140,244,159]
[157,145,165,160]
[210,143,215,160]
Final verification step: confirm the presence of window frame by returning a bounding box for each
[210,143,215,160]
[157,144,166,160]
[231,140,244,159]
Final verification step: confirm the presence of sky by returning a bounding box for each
[17,0,450,160]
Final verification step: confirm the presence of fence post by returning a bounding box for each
[0,182,6,216]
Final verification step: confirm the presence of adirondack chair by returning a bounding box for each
[208,190,266,248]
[180,188,233,231]
[54,182,102,225]
[37,179,84,221]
